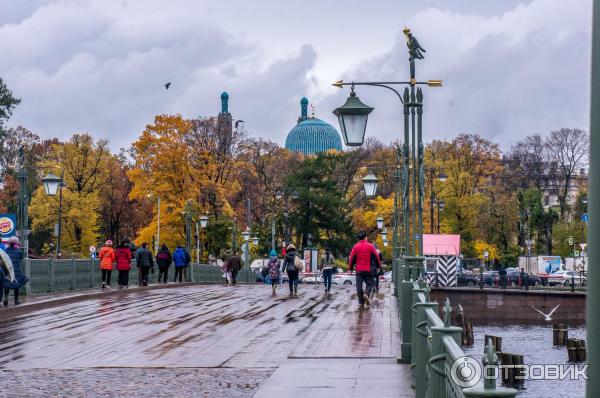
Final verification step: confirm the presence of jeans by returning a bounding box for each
[231,269,239,285]
[3,287,19,304]
[356,271,374,304]
[322,268,333,291]
[373,272,380,292]
[101,270,112,286]
[158,267,169,283]
[140,267,150,286]
[118,270,130,287]
[174,268,184,282]
[287,270,299,293]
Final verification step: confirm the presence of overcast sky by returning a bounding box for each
[0,0,593,151]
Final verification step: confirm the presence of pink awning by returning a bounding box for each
[423,234,461,256]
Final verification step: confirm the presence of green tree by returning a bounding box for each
[0,78,20,133]
[286,152,354,256]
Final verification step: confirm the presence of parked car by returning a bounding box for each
[333,273,356,286]
[548,271,587,286]
[383,271,392,282]
[482,271,498,286]
[456,271,479,287]
[493,271,542,287]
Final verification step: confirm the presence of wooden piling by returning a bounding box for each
[483,335,502,353]
[567,338,587,362]
[553,324,568,346]
[498,352,525,389]
[463,319,474,346]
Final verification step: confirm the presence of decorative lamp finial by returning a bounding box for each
[311,103,315,118]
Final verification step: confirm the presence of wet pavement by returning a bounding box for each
[0,282,409,397]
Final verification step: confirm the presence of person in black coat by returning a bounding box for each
[2,237,29,306]
[155,243,172,284]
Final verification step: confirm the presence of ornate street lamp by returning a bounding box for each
[376,216,385,230]
[42,172,64,258]
[199,215,209,229]
[381,227,388,241]
[42,173,61,196]
[437,171,448,182]
[242,228,250,242]
[333,88,374,146]
[362,172,379,198]
[383,239,389,247]
[252,236,260,246]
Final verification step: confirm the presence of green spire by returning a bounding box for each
[221,92,229,113]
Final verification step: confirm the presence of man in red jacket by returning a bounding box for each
[349,231,381,308]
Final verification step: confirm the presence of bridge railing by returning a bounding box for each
[394,260,518,398]
[22,259,256,295]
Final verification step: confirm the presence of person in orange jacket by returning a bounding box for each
[99,240,115,289]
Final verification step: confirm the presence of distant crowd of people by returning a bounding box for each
[0,232,385,310]
[97,240,191,289]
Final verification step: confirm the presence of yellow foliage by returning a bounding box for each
[473,240,500,260]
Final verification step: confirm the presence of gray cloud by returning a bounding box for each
[0,0,592,151]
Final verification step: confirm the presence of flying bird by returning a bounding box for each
[531,305,560,321]
[235,120,245,129]
[164,82,171,90]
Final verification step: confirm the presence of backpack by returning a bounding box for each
[156,251,170,261]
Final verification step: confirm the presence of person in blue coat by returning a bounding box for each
[2,237,29,306]
[172,245,191,283]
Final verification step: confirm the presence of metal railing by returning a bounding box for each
[394,259,518,398]
[22,259,256,295]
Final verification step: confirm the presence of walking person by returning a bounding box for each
[267,250,281,294]
[135,242,154,286]
[372,244,383,295]
[1,237,28,306]
[282,244,303,295]
[156,243,172,283]
[319,247,335,294]
[348,232,381,309]
[99,240,115,290]
[226,251,242,285]
[520,268,529,290]
[173,245,191,283]
[498,266,508,289]
[115,240,132,289]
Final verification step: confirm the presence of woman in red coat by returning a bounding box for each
[98,240,115,289]
[115,240,133,289]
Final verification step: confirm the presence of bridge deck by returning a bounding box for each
[0,282,410,397]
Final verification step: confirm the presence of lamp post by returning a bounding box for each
[429,170,447,234]
[198,215,209,263]
[42,171,64,258]
[242,227,250,269]
[376,216,385,230]
[436,199,445,234]
[147,193,161,253]
[16,147,29,257]
[333,27,442,279]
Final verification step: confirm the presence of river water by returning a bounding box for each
[464,324,587,398]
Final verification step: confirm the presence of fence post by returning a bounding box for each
[400,279,416,363]
[70,258,76,290]
[414,301,438,398]
[23,258,31,295]
[49,258,55,292]
[428,299,463,398]
[410,285,427,387]
[89,259,94,288]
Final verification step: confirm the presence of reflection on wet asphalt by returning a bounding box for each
[0,283,399,370]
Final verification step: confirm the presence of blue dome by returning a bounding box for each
[285,118,343,155]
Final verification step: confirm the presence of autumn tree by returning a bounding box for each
[29,134,109,256]
[0,77,20,134]
[544,128,589,218]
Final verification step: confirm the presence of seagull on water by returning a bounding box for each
[531,304,560,321]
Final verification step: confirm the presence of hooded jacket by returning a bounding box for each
[99,246,115,270]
